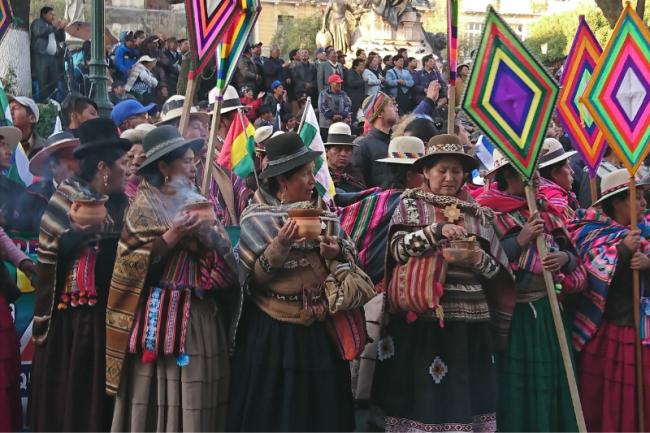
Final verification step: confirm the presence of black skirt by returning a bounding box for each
[226,303,356,432]
[369,315,497,432]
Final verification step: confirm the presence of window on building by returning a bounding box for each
[467,22,482,47]
[514,24,525,40]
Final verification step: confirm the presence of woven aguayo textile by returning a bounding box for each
[539,177,578,222]
[386,188,516,346]
[33,176,125,345]
[569,208,650,350]
[105,180,237,395]
[335,188,402,285]
[476,185,586,295]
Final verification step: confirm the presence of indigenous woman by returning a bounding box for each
[337,135,426,402]
[120,123,156,201]
[476,150,585,432]
[29,118,131,431]
[538,138,578,222]
[0,227,36,432]
[228,132,375,431]
[370,135,516,432]
[569,169,650,432]
[108,126,237,432]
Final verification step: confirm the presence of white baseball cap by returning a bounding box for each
[7,95,39,122]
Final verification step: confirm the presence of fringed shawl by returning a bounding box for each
[386,188,517,348]
[476,186,586,295]
[335,188,402,285]
[239,185,353,296]
[105,180,237,395]
[569,209,650,351]
[33,177,126,345]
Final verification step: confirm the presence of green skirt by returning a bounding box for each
[496,297,578,432]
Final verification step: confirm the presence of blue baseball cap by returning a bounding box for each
[271,80,283,90]
[315,47,326,55]
[110,99,158,127]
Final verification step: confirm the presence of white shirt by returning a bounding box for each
[45,33,57,56]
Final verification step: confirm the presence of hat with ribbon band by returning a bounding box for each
[259,132,322,179]
[136,125,205,175]
[593,168,650,207]
[376,136,424,165]
[413,134,479,173]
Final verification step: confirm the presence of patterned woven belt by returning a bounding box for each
[261,290,303,303]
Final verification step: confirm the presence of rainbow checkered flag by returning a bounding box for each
[298,100,336,203]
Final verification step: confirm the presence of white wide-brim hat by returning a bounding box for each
[376,136,425,165]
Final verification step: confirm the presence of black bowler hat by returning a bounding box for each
[73,118,132,159]
[259,132,322,179]
[136,125,204,175]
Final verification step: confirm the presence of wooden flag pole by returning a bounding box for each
[447,86,455,132]
[524,184,587,433]
[590,176,598,205]
[201,88,224,197]
[629,176,645,432]
[179,71,196,136]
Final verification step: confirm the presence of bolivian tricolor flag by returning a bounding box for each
[217,110,256,178]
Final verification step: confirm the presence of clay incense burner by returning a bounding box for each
[180,200,217,226]
[442,239,480,266]
[70,195,109,226]
[287,208,323,241]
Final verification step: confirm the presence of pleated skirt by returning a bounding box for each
[495,298,578,432]
[226,302,356,432]
[111,297,230,432]
[579,319,650,432]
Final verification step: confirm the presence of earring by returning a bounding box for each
[280,188,286,205]
[103,174,108,187]
[165,175,169,184]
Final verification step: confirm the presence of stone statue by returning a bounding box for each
[321,0,367,54]
[64,0,85,23]
[423,31,447,61]
[361,0,411,30]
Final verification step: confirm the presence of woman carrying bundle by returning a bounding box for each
[538,138,579,222]
[370,135,515,432]
[476,150,585,432]
[228,132,375,431]
[108,126,237,432]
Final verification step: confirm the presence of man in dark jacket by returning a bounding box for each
[352,92,399,188]
[325,123,366,193]
[345,58,367,119]
[30,7,66,101]
[412,55,447,106]
[235,44,263,93]
[264,81,292,119]
[291,49,318,103]
[264,44,291,92]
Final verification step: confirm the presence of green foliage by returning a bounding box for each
[271,14,323,59]
[527,2,613,63]
[1,66,18,95]
[34,101,61,139]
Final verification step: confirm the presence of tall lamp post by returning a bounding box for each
[89,0,113,118]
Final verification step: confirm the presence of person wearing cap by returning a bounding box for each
[568,168,650,432]
[163,36,182,83]
[538,137,579,222]
[324,123,365,192]
[29,118,131,432]
[264,44,291,93]
[370,134,515,432]
[120,123,156,200]
[240,86,265,122]
[125,55,159,102]
[109,80,137,106]
[317,48,344,94]
[475,149,584,432]
[8,95,44,158]
[291,49,318,104]
[318,74,351,140]
[12,132,80,232]
[351,92,399,188]
[315,47,327,64]
[264,80,291,119]
[115,32,140,83]
[228,132,373,432]
[204,86,254,227]
[251,42,265,75]
[61,93,99,137]
[235,43,263,93]
[254,104,274,128]
[107,125,237,432]
[110,99,157,131]
[0,126,25,229]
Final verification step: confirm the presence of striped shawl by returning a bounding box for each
[33,177,125,345]
[105,180,237,395]
[387,188,517,348]
[569,209,650,350]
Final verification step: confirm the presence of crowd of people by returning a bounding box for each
[0,5,647,433]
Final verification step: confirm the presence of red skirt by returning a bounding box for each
[0,295,22,432]
[579,319,650,432]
